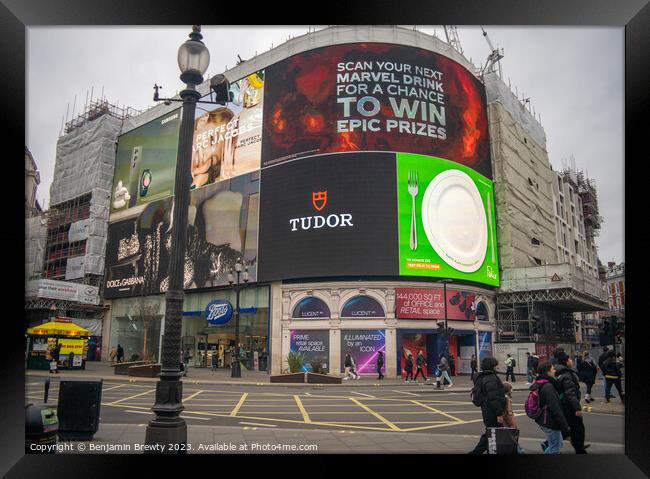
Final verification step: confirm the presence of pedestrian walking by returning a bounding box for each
[182,348,192,377]
[438,354,453,387]
[49,343,60,374]
[526,351,539,384]
[470,354,478,382]
[68,351,75,369]
[449,354,456,376]
[343,353,359,380]
[603,350,625,404]
[404,353,414,383]
[413,350,428,383]
[526,361,571,454]
[553,349,589,454]
[376,351,384,380]
[468,357,506,454]
[350,355,360,380]
[116,344,124,364]
[505,354,516,382]
[598,346,611,397]
[577,351,597,403]
[109,347,117,365]
[503,382,525,454]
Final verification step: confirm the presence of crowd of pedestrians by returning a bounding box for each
[469,347,624,454]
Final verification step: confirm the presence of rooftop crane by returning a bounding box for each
[443,26,464,55]
[478,26,504,80]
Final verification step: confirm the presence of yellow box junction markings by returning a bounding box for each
[293,395,312,423]
[230,393,249,417]
[349,398,400,431]
[108,388,156,405]
[184,390,204,402]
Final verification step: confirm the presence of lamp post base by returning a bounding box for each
[231,360,241,378]
[144,419,187,454]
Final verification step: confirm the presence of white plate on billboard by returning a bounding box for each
[421,169,487,273]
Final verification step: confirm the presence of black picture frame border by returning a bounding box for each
[4,1,646,476]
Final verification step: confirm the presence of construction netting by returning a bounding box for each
[484,72,546,149]
[49,114,122,205]
[25,215,47,281]
[49,113,122,279]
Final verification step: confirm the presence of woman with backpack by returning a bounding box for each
[577,351,597,403]
[526,361,571,454]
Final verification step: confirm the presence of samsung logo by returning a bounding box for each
[161,113,179,125]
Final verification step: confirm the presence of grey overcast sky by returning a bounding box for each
[26,26,624,264]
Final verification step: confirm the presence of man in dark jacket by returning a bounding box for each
[577,351,597,402]
[554,350,588,454]
[598,347,611,397]
[470,354,478,381]
[404,353,414,383]
[526,352,539,384]
[413,350,427,383]
[603,351,625,403]
[469,357,507,454]
[533,361,571,454]
[376,351,384,380]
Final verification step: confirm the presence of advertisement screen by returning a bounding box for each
[290,330,329,373]
[105,172,259,298]
[400,333,428,378]
[397,153,498,286]
[396,287,481,320]
[262,43,490,178]
[110,110,181,214]
[258,152,398,281]
[191,70,264,190]
[292,297,331,319]
[340,329,385,374]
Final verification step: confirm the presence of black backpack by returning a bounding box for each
[511,358,516,368]
[470,376,485,407]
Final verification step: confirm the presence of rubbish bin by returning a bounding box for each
[57,379,102,441]
[25,403,59,454]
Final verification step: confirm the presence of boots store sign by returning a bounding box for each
[205,300,233,325]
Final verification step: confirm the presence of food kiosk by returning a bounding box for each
[26,318,91,370]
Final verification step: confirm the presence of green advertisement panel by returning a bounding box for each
[397,152,499,286]
[110,109,181,213]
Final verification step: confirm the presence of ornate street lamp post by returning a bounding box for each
[145,25,210,452]
[229,262,249,378]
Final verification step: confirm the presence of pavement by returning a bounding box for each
[26,361,625,415]
[39,422,624,455]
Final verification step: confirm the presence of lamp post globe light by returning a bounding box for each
[229,262,249,378]
[144,25,209,452]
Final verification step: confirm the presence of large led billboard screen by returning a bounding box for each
[258,152,498,286]
[110,110,181,214]
[105,172,259,299]
[257,152,399,281]
[191,70,264,189]
[262,43,491,178]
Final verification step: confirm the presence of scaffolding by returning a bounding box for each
[560,163,602,242]
[63,98,142,136]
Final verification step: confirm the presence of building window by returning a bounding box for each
[533,257,542,266]
[531,237,541,246]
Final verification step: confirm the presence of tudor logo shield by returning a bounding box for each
[312,191,327,211]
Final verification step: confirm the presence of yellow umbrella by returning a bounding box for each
[27,320,91,337]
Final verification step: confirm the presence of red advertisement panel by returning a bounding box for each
[395,288,444,319]
[400,334,428,379]
[395,287,478,321]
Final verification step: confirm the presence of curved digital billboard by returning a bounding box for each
[261,42,491,178]
[105,41,497,298]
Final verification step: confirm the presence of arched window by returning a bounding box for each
[340,296,385,318]
[292,297,330,319]
[476,302,489,321]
